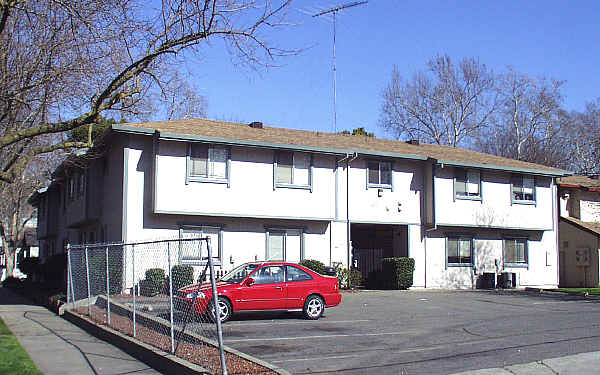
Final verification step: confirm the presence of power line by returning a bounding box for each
[313,1,367,133]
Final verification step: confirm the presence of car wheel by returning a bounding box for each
[209,297,232,323]
[303,295,324,320]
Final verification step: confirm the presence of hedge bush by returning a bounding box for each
[19,257,40,280]
[170,264,194,291]
[143,268,165,296]
[299,259,327,275]
[336,267,362,289]
[381,257,415,290]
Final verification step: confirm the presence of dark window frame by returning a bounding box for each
[445,235,474,268]
[366,160,393,190]
[454,168,482,201]
[186,143,231,186]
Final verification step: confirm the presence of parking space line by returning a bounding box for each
[226,331,412,343]
[226,319,370,327]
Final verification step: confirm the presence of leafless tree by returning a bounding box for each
[567,99,600,174]
[476,68,566,167]
[0,0,296,185]
[0,0,297,276]
[379,55,496,147]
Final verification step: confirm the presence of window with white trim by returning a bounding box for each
[504,238,528,265]
[188,144,228,182]
[511,175,535,203]
[275,151,311,187]
[367,161,392,188]
[179,226,222,265]
[447,236,473,266]
[266,229,302,262]
[455,168,481,199]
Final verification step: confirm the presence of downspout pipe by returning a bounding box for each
[346,153,359,270]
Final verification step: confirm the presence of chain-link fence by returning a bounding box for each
[66,237,229,374]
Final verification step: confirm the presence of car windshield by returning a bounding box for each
[220,263,260,284]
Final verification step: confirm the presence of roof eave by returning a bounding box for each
[435,159,571,177]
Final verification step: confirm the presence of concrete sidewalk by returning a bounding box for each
[0,286,161,375]
[450,351,600,375]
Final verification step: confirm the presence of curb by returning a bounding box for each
[73,296,291,375]
[524,287,600,299]
[95,296,291,375]
[64,309,211,375]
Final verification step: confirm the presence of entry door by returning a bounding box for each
[238,265,287,310]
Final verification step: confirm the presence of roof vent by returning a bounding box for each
[248,121,263,129]
[406,139,419,146]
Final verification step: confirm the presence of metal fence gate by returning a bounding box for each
[353,248,384,281]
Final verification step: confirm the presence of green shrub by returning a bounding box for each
[299,259,327,275]
[170,264,194,291]
[381,257,415,290]
[143,268,165,296]
[41,254,67,288]
[336,266,362,289]
[19,257,40,280]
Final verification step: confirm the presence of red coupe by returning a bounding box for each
[174,261,342,322]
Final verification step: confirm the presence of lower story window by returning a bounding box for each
[179,226,222,265]
[447,236,473,266]
[266,229,303,263]
[504,238,528,265]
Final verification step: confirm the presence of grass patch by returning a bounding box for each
[556,288,600,295]
[0,317,43,375]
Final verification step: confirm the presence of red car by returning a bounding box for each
[174,261,342,322]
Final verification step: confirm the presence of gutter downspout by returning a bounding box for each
[423,162,437,288]
[553,178,560,286]
[346,153,359,270]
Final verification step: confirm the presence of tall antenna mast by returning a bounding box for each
[313,1,367,133]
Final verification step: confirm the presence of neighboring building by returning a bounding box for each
[30,118,570,289]
[558,175,600,287]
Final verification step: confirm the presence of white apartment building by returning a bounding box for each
[31,118,570,289]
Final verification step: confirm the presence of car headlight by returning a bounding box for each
[185,291,205,299]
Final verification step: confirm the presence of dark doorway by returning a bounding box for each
[351,224,408,286]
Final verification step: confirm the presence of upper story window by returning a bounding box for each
[455,168,481,200]
[187,143,229,185]
[367,161,392,189]
[275,151,311,190]
[68,177,76,200]
[179,225,222,265]
[77,172,85,196]
[504,238,528,267]
[511,175,535,204]
[446,236,473,266]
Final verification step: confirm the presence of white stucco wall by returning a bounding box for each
[434,167,554,230]
[154,141,336,220]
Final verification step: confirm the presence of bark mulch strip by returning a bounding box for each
[75,306,276,375]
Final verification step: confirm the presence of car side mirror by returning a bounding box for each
[244,278,255,287]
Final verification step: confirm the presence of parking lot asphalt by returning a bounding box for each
[213,290,600,375]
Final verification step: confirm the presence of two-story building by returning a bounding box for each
[558,175,600,287]
[31,118,570,289]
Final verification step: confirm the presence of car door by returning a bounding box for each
[237,265,287,311]
[285,265,316,309]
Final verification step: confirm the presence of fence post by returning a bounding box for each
[67,244,72,306]
[85,246,92,317]
[68,245,76,310]
[106,246,111,325]
[132,244,136,338]
[207,237,228,375]
[167,241,175,354]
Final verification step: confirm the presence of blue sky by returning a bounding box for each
[185,1,599,138]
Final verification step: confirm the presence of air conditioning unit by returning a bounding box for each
[479,273,496,289]
[497,272,516,289]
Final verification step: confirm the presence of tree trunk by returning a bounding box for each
[5,245,15,278]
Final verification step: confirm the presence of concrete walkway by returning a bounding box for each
[0,286,161,375]
[450,351,600,375]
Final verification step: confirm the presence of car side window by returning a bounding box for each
[286,266,313,282]
[253,266,285,285]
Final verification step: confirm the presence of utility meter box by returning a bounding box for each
[575,248,590,267]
